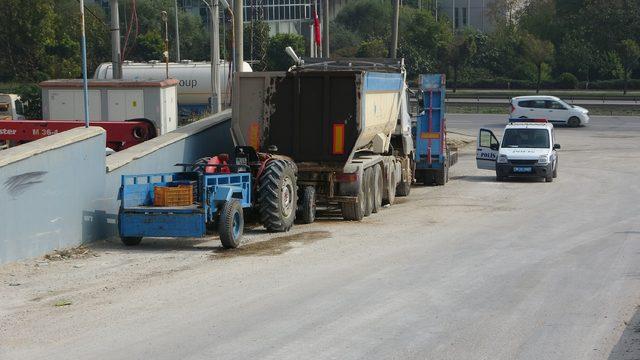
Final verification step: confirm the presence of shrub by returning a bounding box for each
[558,73,578,89]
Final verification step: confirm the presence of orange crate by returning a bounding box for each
[153,185,193,207]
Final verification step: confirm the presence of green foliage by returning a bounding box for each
[334,0,392,40]
[442,31,477,91]
[266,33,306,71]
[244,20,271,71]
[330,22,361,57]
[130,31,164,61]
[522,33,554,92]
[356,39,388,58]
[16,84,41,120]
[558,72,578,89]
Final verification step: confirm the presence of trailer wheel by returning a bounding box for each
[382,166,396,206]
[219,199,244,249]
[258,159,297,232]
[121,237,142,246]
[396,170,411,196]
[372,165,383,213]
[435,164,448,186]
[341,180,365,221]
[363,168,374,217]
[297,186,316,224]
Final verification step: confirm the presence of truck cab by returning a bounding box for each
[0,94,25,121]
[476,119,560,182]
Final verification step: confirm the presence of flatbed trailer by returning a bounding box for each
[118,171,251,248]
[413,74,458,185]
[0,119,157,151]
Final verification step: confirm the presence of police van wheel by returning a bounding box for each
[553,161,558,178]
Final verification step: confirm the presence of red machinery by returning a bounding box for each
[0,120,157,151]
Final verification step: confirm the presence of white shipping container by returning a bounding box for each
[40,79,179,135]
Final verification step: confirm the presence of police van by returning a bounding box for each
[476,119,561,182]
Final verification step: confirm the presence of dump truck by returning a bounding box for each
[231,58,415,223]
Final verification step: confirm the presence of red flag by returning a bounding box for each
[313,7,322,46]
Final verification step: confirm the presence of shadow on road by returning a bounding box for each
[449,175,496,183]
[609,307,640,360]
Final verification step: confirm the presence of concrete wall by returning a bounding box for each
[0,110,232,265]
[0,127,106,264]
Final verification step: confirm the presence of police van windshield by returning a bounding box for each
[502,129,550,148]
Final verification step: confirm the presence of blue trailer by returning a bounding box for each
[118,171,251,248]
[413,74,458,185]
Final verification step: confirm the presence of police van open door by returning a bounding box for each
[476,128,499,170]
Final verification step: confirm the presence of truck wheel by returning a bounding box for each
[121,236,142,246]
[372,165,383,213]
[219,199,244,249]
[363,168,374,217]
[396,168,411,196]
[435,165,448,186]
[297,186,316,224]
[382,166,396,206]
[258,159,297,232]
[568,117,580,127]
[341,182,365,221]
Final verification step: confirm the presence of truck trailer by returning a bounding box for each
[232,58,415,223]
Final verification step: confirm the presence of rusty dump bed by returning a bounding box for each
[232,70,403,165]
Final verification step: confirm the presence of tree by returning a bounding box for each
[129,31,164,61]
[617,39,640,94]
[522,33,554,93]
[442,31,477,92]
[356,38,388,58]
[334,0,392,41]
[557,33,595,86]
[244,20,270,71]
[266,33,306,71]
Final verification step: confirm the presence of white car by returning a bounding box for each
[510,95,589,127]
[476,119,560,182]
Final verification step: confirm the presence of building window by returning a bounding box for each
[454,7,459,28]
[462,7,468,27]
[243,0,313,22]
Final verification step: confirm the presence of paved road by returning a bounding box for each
[447,98,640,106]
[1,115,640,360]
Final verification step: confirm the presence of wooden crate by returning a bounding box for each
[153,185,193,207]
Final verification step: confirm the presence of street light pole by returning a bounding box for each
[109,0,122,79]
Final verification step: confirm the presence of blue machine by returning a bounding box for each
[413,74,458,185]
[118,171,251,249]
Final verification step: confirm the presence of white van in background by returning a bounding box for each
[510,95,589,127]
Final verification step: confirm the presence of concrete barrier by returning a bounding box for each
[0,111,233,265]
[0,127,106,264]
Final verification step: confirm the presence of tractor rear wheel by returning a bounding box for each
[257,160,297,232]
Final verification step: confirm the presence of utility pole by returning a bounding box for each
[202,0,221,113]
[80,0,90,127]
[109,0,122,79]
[174,0,181,62]
[234,0,244,74]
[390,0,399,58]
[162,11,169,79]
[418,0,421,10]
[452,0,455,32]
[323,0,329,58]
